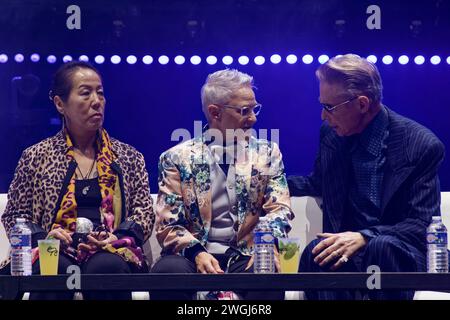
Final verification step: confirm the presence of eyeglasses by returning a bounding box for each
[319,96,359,112]
[219,103,262,117]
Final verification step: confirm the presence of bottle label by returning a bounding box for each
[427,232,448,245]
[254,231,274,245]
[10,234,31,247]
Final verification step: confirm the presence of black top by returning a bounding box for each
[75,178,102,227]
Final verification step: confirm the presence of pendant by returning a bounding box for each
[82,185,90,196]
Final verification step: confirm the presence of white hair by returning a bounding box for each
[201,69,254,119]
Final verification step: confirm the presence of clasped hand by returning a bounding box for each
[47,228,118,252]
[312,231,367,270]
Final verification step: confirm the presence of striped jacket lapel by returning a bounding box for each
[381,109,415,213]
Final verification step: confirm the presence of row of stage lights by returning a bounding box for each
[0,53,449,66]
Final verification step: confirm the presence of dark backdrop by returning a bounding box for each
[0,0,449,193]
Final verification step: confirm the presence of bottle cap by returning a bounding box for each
[432,216,442,221]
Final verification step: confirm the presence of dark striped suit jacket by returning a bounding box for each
[288,107,445,254]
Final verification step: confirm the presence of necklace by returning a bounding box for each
[76,159,96,196]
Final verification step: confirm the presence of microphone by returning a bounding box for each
[73,217,94,247]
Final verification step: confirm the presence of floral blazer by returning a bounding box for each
[156,134,294,257]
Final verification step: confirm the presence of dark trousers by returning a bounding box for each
[151,253,285,300]
[299,235,425,300]
[29,251,133,300]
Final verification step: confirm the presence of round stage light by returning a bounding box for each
[270,54,281,64]
[174,55,185,65]
[382,55,393,65]
[414,55,425,65]
[206,56,217,65]
[190,55,201,65]
[0,54,8,63]
[302,54,314,64]
[318,55,329,64]
[238,56,249,65]
[158,55,169,65]
[94,55,105,64]
[430,55,441,65]
[30,53,40,62]
[47,55,57,64]
[79,55,89,62]
[142,55,153,65]
[63,55,73,63]
[222,56,233,65]
[126,55,137,64]
[366,55,377,63]
[254,56,265,65]
[286,54,297,64]
[111,55,121,64]
[15,54,24,63]
[398,55,409,65]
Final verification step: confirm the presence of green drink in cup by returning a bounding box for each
[277,238,301,273]
[38,239,60,275]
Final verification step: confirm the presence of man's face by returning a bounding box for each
[319,81,363,137]
[216,85,258,141]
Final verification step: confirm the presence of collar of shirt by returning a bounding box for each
[352,106,389,157]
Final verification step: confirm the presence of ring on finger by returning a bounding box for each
[339,255,349,263]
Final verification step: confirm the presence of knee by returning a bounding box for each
[363,235,404,266]
[82,252,131,274]
[299,239,322,271]
[151,255,195,274]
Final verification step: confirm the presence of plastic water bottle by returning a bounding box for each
[254,217,275,273]
[10,218,32,276]
[427,216,449,273]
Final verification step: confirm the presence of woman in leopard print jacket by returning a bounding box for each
[0,61,154,300]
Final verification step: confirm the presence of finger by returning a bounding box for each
[64,231,73,244]
[245,256,254,271]
[204,260,218,274]
[330,255,349,271]
[52,230,71,245]
[314,243,342,266]
[78,243,94,252]
[211,258,224,274]
[197,264,206,274]
[274,254,281,272]
[58,229,72,245]
[87,235,102,247]
[317,233,334,238]
[312,236,335,255]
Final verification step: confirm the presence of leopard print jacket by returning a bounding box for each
[0,130,154,269]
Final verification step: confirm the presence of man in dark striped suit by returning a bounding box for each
[288,54,445,300]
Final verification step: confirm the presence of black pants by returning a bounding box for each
[300,235,425,300]
[29,251,133,300]
[151,253,285,300]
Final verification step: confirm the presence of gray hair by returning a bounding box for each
[201,69,254,119]
[316,54,383,106]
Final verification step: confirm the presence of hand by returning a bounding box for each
[312,232,367,271]
[78,231,118,252]
[47,228,73,246]
[195,252,224,274]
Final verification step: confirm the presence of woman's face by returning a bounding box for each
[56,68,105,135]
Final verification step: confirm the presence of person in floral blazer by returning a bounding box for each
[151,69,294,300]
